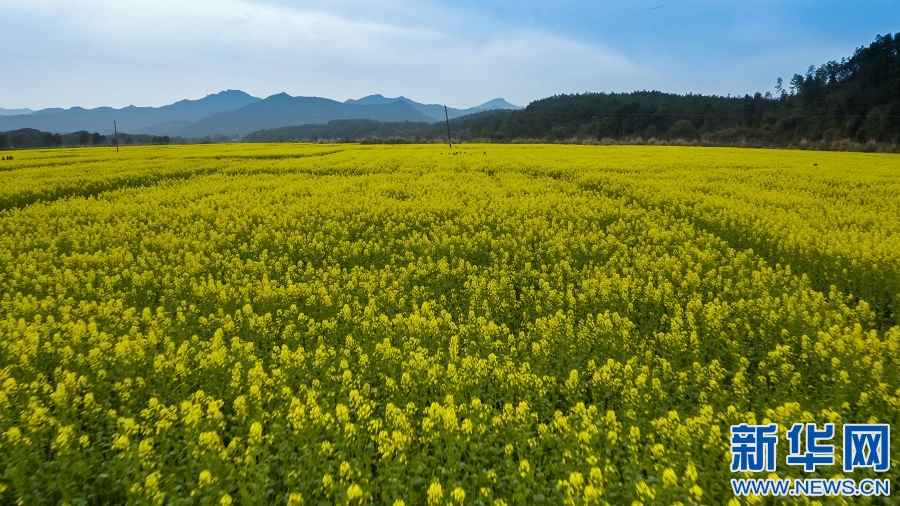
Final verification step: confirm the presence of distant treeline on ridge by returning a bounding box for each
[3,33,898,151]
[0,129,173,150]
[250,33,900,150]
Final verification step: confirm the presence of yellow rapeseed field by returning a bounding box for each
[0,143,897,504]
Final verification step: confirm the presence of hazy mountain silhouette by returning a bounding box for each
[0,90,261,135]
[343,95,522,121]
[0,91,521,138]
[174,93,436,137]
[0,108,34,116]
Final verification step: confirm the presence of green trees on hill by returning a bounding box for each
[3,33,897,150]
[243,31,898,149]
[0,129,174,149]
[460,33,900,147]
[783,33,900,143]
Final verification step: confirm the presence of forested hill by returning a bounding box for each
[4,33,898,149]
[459,33,900,147]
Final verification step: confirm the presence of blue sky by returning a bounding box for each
[2,0,897,109]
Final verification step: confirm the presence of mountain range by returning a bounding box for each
[0,91,521,138]
[0,108,34,116]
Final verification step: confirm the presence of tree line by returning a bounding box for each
[0,129,174,149]
[246,33,899,150]
[4,33,897,151]
[456,33,899,148]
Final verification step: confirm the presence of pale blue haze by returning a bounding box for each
[2,0,897,109]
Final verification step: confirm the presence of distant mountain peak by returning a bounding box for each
[480,98,520,108]
[344,94,393,106]
[0,90,522,137]
[469,98,522,112]
[0,107,35,116]
[206,89,254,99]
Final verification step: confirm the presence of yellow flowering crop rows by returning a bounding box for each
[0,144,897,504]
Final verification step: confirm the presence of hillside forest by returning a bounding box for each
[2,33,898,150]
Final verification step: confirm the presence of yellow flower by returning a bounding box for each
[583,485,600,502]
[690,485,704,502]
[112,435,130,451]
[635,480,655,501]
[347,484,363,502]
[54,425,74,448]
[336,404,350,423]
[249,421,263,441]
[138,438,154,458]
[5,427,21,444]
[569,472,584,488]
[683,462,698,483]
[427,481,443,506]
[199,470,214,487]
[662,468,678,487]
[145,472,161,490]
[518,459,531,477]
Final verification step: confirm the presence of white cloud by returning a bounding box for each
[1,0,648,108]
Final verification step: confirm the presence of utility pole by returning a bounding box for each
[444,105,452,148]
[113,120,119,153]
